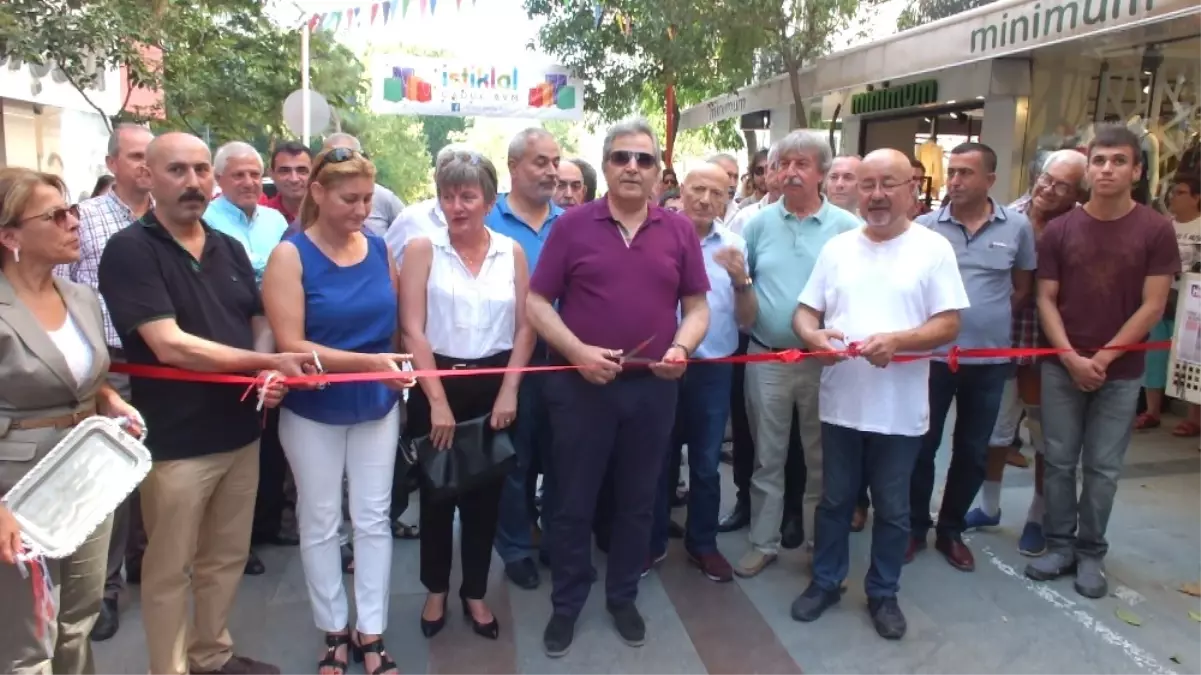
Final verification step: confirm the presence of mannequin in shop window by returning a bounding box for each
[916,132,944,199]
[1127,115,1161,206]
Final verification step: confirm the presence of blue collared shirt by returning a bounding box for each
[692,223,747,359]
[204,196,289,285]
[484,194,563,273]
[918,199,1036,362]
[744,197,860,348]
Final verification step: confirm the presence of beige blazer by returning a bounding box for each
[0,272,111,495]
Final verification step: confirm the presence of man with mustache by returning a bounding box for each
[966,149,1087,557]
[906,142,1036,574]
[487,128,564,592]
[792,148,968,639]
[554,159,588,208]
[98,132,317,675]
[1026,124,1179,598]
[735,131,859,579]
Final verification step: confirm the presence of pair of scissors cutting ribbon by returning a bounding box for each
[620,335,657,364]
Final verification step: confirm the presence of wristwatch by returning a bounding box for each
[735,277,754,292]
[670,341,693,357]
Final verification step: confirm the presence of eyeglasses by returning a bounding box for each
[607,150,657,169]
[311,147,359,180]
[1036,173,1074,197]
[20,204,79,228]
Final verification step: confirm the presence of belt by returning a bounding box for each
[748,335,807,353]
[10,404,98,431]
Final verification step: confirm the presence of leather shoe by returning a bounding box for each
[935,535,975,572]
[244,550,266,576]
[904,536,926,564]
[780,518,805,550]
[717,502,750,533]
[90,597,119,641]
[667,521,685,539]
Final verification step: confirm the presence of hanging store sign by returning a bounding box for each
[371,56,584,120]
[850,80,939,115]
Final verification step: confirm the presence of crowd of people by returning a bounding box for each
[0,114,1196,675]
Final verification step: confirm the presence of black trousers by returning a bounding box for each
[409,351,508,600]
[252,407,290,543]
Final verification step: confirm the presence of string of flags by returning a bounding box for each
[307,0,477,32]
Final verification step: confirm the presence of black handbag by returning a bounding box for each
[407,415,516,502]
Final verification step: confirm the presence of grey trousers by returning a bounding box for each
[1040,363,1140,559]
[103,367,137,600]
[0,517,112,674]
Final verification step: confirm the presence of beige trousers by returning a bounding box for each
[0,516,112,674]
[140,440,259,675]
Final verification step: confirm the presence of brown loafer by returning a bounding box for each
[192,655,282,675]
[935,536,975,572]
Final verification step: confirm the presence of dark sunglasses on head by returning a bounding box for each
[608,150,657,169]
[22,204,79,227]
[311,147,359,179]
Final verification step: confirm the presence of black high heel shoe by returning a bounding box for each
[317,632,350,675]
[421,594,448,638]
[351,634,398,675]
[461,596,500,640]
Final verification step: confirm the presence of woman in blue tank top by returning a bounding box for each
[261,148,410,675]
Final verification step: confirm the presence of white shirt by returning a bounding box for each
[1174,216,1201,287]
[385,198,446,267]
[48,313,94,386]
[727,199,765,235]
[423,228,517,360]
[798,225,969,437]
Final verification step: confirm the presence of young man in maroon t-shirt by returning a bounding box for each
[1027,124,1180,598]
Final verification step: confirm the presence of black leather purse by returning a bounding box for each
[406,415,516,502]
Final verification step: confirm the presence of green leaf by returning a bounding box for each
[1114,608,1143,627]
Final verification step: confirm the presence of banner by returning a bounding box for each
[305,0,476,33]
[370,56,584,120]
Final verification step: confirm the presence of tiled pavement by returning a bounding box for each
[94,417,1201,674]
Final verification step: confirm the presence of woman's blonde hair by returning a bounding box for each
[299,147,377,229]
[0,167,67,231]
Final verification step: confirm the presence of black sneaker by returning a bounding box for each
[867,596,907,640]
[89,597,119,641]
[543,614,576,658]
[606,601,646,647]
[790,582,840,622]
[505,558,541,590]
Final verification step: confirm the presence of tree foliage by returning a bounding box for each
[896,0,997,30]
[343,110,433,204]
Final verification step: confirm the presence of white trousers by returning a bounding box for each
[279,405,400,634]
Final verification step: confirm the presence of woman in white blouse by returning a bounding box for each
[399,152,534,641]
[0,168,142,673]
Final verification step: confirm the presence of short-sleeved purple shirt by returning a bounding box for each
[530,197,711,361]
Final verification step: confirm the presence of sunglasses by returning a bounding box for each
[608,150,657,170]
[21,204,79,227]
[311,147,359,179]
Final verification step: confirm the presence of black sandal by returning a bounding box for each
[352,635,398,675]
[318,632,350,675]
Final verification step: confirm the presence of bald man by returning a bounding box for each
[791,148,968,640]
[99,132,314,674]
[322,133,405,236]
[648,165,755,582]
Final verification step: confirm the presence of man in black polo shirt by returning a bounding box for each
[98,132,313,675]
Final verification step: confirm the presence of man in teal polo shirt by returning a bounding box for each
[486,128,564,591]
[736,131,860,578]
[205,141,288,285]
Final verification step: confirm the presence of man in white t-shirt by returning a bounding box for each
[790,148,969,640]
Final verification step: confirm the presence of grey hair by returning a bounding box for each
[707,152,739,167]
[107,123,152,158]
[1042,149,1088,191]
[435,144,469,170]
[768,131,833,174]
[601,118,661,165]
[507,128,555,163]
[435,151,499,204]
[213,141,263,175]
[324,132,362,152]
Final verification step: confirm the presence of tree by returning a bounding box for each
[420,115,470,162]
[896,0,996,30]
[341,110,433,204]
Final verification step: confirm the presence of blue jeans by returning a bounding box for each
[651,363,733,557]
[812,423,922,598]
[910,361,1011,540]
[494,369,550,564]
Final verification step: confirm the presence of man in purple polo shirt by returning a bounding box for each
[527,118,711,658]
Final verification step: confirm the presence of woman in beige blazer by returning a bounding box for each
[0,168,142,674]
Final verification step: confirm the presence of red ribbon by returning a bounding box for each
[108,341,1174,385]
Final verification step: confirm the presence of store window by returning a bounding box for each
[1,99,110,201]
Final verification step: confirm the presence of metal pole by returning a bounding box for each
[301,24,311,145]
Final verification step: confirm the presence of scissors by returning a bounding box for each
[616,335,657,364]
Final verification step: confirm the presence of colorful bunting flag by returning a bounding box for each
[307,0,472,31]
[430,0,438,14]
[419,0,428,15]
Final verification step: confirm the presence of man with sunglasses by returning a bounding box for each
[56,122,154,642]
[322,133,404,236]
[733,148,770,216]
[527,118,710,657]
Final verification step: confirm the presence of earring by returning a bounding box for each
[11,247,17,264]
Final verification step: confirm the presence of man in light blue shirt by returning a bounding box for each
[649,164,755,582]
[908,142,1035,572]
[737,131,860,578]
[486,128,564,590]
[204,141,288,285]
